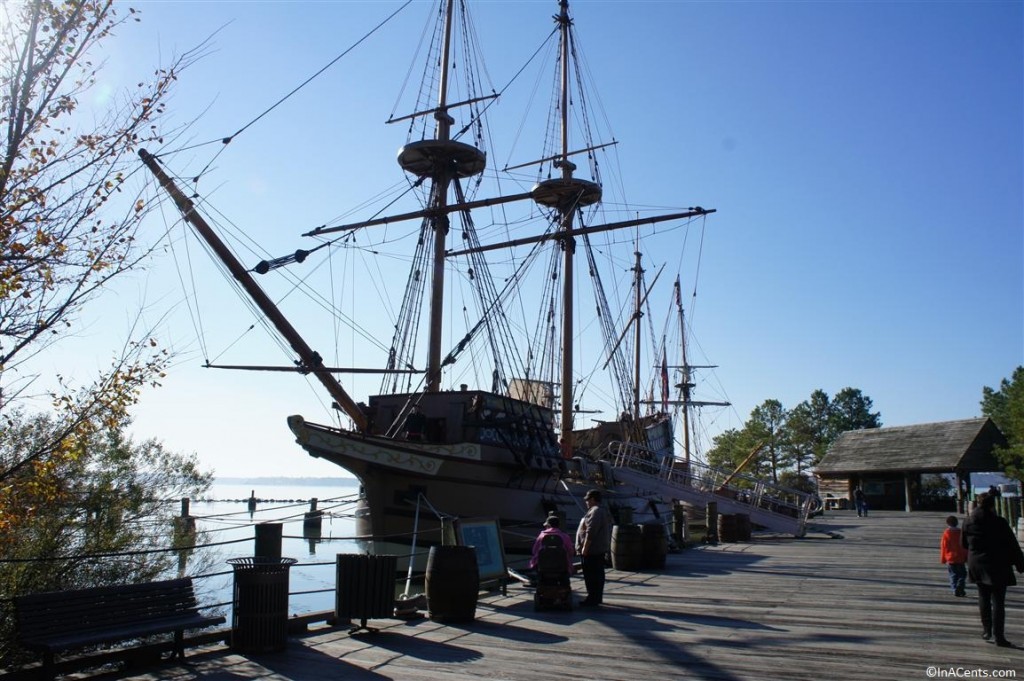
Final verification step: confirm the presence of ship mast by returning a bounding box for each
[676,278,693,464]
[400,0,714,456]
[557,0,577,457]
[531,0,603,458]
[671,276,730,464]
[427,0,455,393]
[632,250,644,421]
[396,0,486,393]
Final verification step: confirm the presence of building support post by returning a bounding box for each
[955,470,969,514]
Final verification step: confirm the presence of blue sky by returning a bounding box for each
[59,0,1023,478]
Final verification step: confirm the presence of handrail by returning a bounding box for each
[4,495,545,617]
[606,440,818,532]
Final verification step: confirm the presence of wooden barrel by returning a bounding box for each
[611,524,643,571]
[718,514,739,543]
[425,546,478,623]
[641,523,668,569]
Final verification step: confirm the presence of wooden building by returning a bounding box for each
[815,417,1008,513]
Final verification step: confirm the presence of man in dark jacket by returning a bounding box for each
[575,489,612,607]
[961,492,1024,647]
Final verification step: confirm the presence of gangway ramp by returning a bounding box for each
[608,441,815,537]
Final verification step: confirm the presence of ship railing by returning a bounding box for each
[606,440,817,531]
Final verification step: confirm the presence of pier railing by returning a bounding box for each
[606,440,818,536]
[0,488,530,634]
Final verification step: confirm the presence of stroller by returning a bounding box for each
[533,534,573,611]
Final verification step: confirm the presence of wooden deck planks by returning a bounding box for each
[68,510,1023,681]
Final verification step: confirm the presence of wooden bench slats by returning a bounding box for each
[17,599,204,633]
[15,578,205,639]
[19,614,223,652]
[14,576,226,678]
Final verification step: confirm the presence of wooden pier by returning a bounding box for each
[72,510,1024,680]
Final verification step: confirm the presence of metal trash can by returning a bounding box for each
[228,557,297,653]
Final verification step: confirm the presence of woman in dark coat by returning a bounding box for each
[961,492,1024,647]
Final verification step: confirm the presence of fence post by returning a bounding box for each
[440,517,457,546]
[255,523,283,559]
[172,498,196,577]
[705,501,719,544]
[672,503,688,545]
[303,498,323,531]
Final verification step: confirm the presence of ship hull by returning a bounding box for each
[288,414,671,562]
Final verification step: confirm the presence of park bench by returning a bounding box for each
[14,577,225,679]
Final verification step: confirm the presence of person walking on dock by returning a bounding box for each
[576,489,612,607]
[939,515,968,597]
[854,487,868,517]
[961,492,1024,647]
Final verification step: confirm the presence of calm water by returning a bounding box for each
[180,481,379,617]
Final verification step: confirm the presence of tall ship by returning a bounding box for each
[142,0,814,557]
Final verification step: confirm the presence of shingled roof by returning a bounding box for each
[816,417,1007,476]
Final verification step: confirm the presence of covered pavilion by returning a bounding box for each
[815,417,1008,513]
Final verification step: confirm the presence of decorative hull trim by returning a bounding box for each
[290,415,482,477]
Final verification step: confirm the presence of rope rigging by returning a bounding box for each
[584,232,633,416]
[155,1,415,189]
[139,0,717,442]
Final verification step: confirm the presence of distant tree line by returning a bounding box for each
[981,366,1024,483]
[707,366,1024,494]
[705,387,881,493]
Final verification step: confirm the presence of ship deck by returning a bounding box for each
[71,510,1024,680]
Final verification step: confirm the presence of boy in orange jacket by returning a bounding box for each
[940,515,968,597]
